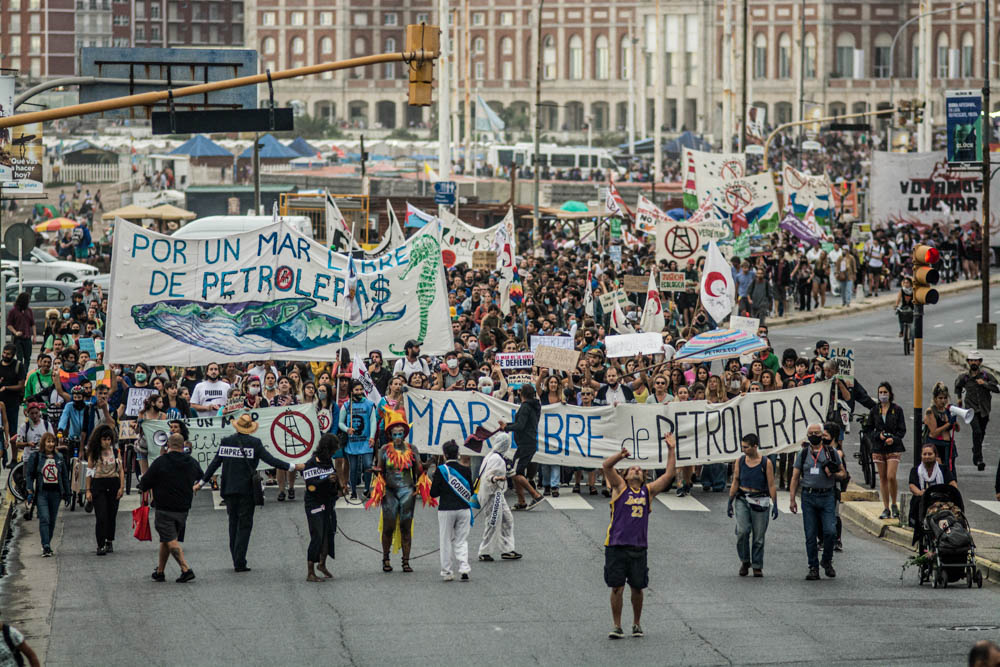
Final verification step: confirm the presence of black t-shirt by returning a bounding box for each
[0,359,25,400]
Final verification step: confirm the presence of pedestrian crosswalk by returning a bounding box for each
[969,500,1000,519]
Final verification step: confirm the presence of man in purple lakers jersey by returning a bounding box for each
[602,434,677,639]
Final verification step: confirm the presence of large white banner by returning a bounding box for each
[871,151,1000,234]
[707,173,781,235]
[106,219,453,364]
[439,209,515,269]
[143,404,321,470]
[691,148,747,204]
[405,381,831,468]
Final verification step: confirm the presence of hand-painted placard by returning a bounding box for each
[496,352,534,370]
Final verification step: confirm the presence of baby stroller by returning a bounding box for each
[914,484,983,588]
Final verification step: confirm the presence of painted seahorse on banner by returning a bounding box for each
[388,233,441,355]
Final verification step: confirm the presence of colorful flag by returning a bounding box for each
[635,194,670,234]
[609,296,632,334]
[351,352,382,404]
[699,241,735,324]
[639,271,665,333]
[424,162,440,182]
[682,148,699,210]
[606,179,632,219]
[583,260,595,318]
[406,202,435,229]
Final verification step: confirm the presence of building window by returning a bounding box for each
[383,12,397,26]
[151,24,160,40]
[10,36,20,53]
[319,11,333,25]
[595,35,609,80]
[804,33,816,78]
[291,37,304,55]
[384,37,396,77]
[500,36,513,56]
[502,60,513,79]
[500,11,513,26]
[262,36,275,54]
[135,2,144,19]
[29,35,40,52]
[873,32,892,78]
[261,11,275,26]
[665,52,672,86]
[936,33,949,78]
[685,53,696,86]
[291,11,305,26]
[30,57,40,77]
[472,12,484,26]
[835,33,855,78]
[753,33,766,79]
[29,13,40,32]
[416,13,428,24]
[620,35,632,80]
[543,35,556,80]
[961,32,974,77]
[475,61,484,80]
[150,2,160,18]
[320,36,332,55]
[9,14,19,32]
[568,34,582,79]
[354,37,365,55]
[911,43,920,78]
[778,33,791,79]
[353,13,368,26]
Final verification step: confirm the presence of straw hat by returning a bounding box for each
[233,413,258,435]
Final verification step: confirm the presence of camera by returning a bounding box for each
[822,446,841,475]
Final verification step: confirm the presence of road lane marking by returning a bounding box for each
[970,500,1000,518]
[933,324,943,328]
[546,494,593,510]
[955,319,964,324]
[777,491,792,514]
[656,494,710,511]
[212,490,226,511]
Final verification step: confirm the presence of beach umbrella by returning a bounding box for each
[676,328,767,362]
[102,204,162,221]
[148,204,197,221]
[560,200,589,213]
[33,217,80,232]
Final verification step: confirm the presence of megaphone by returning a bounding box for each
[949,405,974,425]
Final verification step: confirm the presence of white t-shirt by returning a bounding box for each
[18,418,53,446]
[0,624,24,667]
[190,380,231,417]
[392,357,430,380]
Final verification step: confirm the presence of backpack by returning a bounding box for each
[2,624,24,667]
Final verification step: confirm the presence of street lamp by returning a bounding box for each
[886,2,971,151]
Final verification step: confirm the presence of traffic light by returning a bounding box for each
[406,23,439,107]
[897,100,912,126]
[912,245,940,304]
[913,100,925,125]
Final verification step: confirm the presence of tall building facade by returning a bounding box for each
[128,0,245,48]
[0,0,76,80]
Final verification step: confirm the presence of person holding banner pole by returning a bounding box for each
[602,434,676,640]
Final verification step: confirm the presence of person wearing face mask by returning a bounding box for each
[58,385,113,456]
[243,377,268,410]
[789,423,847,580]
[338,380,376,501]
[190,363,231,418]
[954,351,999,472]
[476,432,520,562]
[907,442,958,532]
[438,353,465,391]
[867,381,906,519]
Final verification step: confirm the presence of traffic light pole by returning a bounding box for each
[978,0,995,351]
[912,303,924,466]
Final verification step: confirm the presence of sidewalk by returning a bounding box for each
[769,275,1000,328]
[841,499,1000,585]
[949,342,1000,376]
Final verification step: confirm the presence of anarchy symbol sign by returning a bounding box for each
[663,225,700,260]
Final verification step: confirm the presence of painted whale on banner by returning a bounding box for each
[131,297,404,354]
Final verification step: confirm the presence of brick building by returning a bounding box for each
[0,0,76,81]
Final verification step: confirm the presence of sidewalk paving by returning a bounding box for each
[841,499,1000,585]
[769,275,1000,328]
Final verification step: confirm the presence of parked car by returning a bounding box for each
[0,248,99,283]
[3,280,78,317]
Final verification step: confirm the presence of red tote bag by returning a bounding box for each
[132,492,152,542]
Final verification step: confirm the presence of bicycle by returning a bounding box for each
[897,306,914,356]
[853,414,877,490]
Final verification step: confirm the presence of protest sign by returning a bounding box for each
[598,289,629,311]
[829,347,854,386]
[496,352,534,370]
[533,345,580,372]
[529,335,575,353]
[125,387,156,418]
[106,219,453,364]
[405,381,831,468]
[78,338,97,357]
[0,75,43,194]
[439,209,515,268]
[144,403,319,470]
[729,316,760,335]
[506,373,532,390]
[659,271,687,290]
[623,275,648,292]
[118,420,139,442]
[609,244,622,266]
[782,163,833,222]
[471,250,497,271]
[605,332,664,358]
[636,194,670,233]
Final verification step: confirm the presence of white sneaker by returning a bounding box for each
[441,573,454,582]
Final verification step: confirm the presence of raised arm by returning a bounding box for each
[601,447,630,494]
[646,434,677,497]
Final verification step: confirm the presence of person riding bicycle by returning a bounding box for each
[57,385,112,458]
[894,277,915,338]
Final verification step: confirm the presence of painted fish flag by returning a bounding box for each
[781,163,833,223]
[690,149,747,206]
[406,202,436,229]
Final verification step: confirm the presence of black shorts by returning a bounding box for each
[514,451,536,477]
[604,545,648,590]
[154,509,188,543]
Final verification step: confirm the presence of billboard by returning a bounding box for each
[945,89,983,165]
[0,75,43,195]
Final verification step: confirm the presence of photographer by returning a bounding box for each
[789,422,847,581]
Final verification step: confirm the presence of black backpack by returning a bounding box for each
[2,624,24,667]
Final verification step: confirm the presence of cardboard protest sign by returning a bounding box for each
[829,347,854,386]
[659,272,686,290]
[605,332,664,358]
[529,335,575,353]
[472,250,497,270]
[533,345,580,372]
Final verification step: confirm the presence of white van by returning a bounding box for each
[171,215,314,240]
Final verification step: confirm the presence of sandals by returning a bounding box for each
[382,557,393,572]
[479,554,495,562]
[501,551,523,560]
[277,491,286,502]
[401,559,413,573]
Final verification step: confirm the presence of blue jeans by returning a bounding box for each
[347,453,373,495]
[35,489,62,549]
[734,496,770,568]
[700,463,727,490]
[541,464,560,488]
[840,279,853,306]
[801,490,837,569]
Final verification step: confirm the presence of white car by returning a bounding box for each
[0,248,99,283]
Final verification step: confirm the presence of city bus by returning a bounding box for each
[487,143,624,179]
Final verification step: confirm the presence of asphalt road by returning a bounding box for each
[2,471,998,666]
[771,287,1000,532]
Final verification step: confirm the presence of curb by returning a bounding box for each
[0,469,15,556]
[840,500,1000,586]
[769,275,1000,329]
